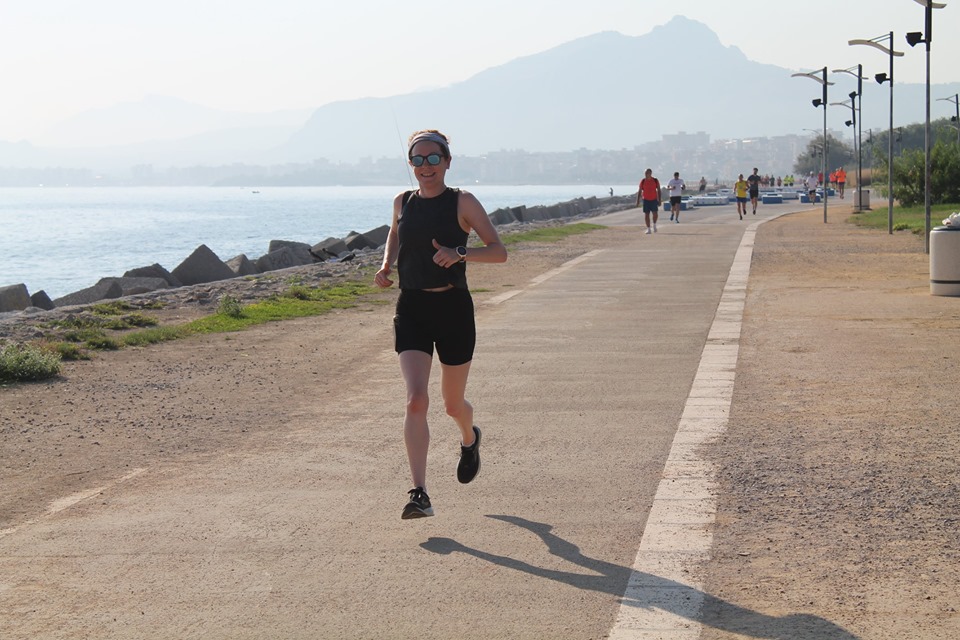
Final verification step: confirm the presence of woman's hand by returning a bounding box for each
[431,239,460,268]
[374,264,394,288]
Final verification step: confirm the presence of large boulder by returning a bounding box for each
[30,290,55,311]
[360,224,390,247]
[96,277,169,296]
[124,263,182,287]
[226,254,259,276]
[312,237,348,259]
[171,245,235,286]
[544,204,565,219]
[267,240,314,266]
[344,231,377,251]
[488,208,517,225]
[53,280,123,308]
[522,206,550,222]
[256,247,298,273]
[0,284,31,312]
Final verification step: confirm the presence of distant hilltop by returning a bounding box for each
[2,16,959,176]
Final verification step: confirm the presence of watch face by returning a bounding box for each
[456,246,467,257]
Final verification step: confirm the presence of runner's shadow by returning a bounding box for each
[420,515,859,640]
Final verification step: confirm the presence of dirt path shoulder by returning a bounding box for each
[701,210,960,639]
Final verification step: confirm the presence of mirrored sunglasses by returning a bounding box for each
[410,153,443,167]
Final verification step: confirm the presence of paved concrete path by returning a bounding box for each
[0,200,834,639]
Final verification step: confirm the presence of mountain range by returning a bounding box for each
[3,16,960,173]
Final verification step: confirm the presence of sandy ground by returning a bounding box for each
[2,210,958,638]
[700,210,960,639]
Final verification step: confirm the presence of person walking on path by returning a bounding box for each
[635,168,662,234]
[805,172,819,205]
[699,176,707,193]
[667,172,686,223]
[375,129,508,520]
[747,167,761,215]
[734,173,749,220]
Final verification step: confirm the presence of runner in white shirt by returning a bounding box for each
[667,172,686,223]
[805,173,819,205]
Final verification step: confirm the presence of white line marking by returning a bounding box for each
[0,467,147,538]
[608,215,787,638]
[484,250,605,305]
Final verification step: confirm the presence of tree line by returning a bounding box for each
[794,117,960,206]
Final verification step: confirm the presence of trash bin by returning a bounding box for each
[856,189,870,210]
[930,225,960,296]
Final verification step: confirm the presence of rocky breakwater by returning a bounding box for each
[0,194,635,334]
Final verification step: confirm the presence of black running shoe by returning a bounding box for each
[401,487,434,519]
[457,426,481,484]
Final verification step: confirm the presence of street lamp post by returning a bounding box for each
[791,67,832,223]
[830,96,859,207]
[850,34,904,235]
[936,93,960,144]
[833,65,865,210]
[906,0,947,254]
[803,129,824,173]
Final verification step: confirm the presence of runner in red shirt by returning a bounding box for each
[635,168,662,234]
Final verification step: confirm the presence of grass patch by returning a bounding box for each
[0,342,62,383]
[121,325,191,347]
[46,341,90,361]
[189,282,376,334]
[102,313,159,330]
[852,202,960,234]
[62,327,109,344]
[501,223,605,245]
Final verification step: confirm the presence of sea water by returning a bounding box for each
[0,185,635,299]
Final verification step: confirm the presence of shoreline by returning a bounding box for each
[0,189,637,304]
[1,193,635,314]
[0,203,631,345]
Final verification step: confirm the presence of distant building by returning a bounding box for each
[660,131,710,150]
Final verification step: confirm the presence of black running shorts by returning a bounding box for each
[394,288,476,366]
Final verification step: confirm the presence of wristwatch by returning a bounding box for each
[456,246,467,262]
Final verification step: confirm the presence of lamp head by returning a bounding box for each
[845,120,854,127]
[849,90,858,100]
[875,72,889,84]
[953,115,958,122]
[812,98,823,108]
[906,31,924,47]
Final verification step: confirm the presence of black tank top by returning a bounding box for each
[397,187,469,290]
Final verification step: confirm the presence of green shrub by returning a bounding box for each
[102,313,159,330]
[284,284,312,300]
[121,325,190,347]
[62,327,107,343]
[218,295,244,318]
[48,341,89,361]
[0,342,62,383]
[84,334,120,350]
[49,314,103,331]
[90,301,136,315]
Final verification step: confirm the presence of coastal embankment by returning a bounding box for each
[0,194,635,340]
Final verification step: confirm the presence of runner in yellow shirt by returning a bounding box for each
[734,174,749,220]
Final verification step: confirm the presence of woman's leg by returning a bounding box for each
[440,360,475,446]
[399,350,433,489]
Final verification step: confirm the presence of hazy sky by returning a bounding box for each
[2,0,959,142]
